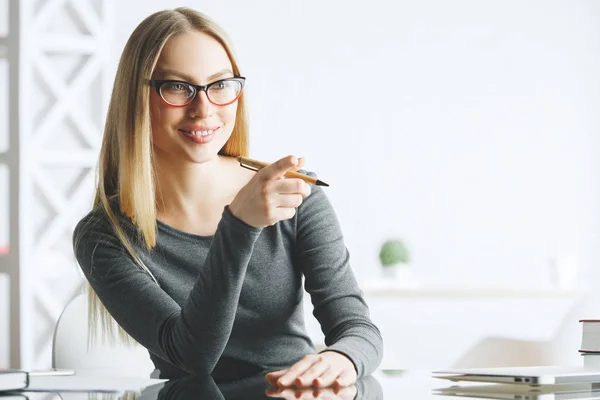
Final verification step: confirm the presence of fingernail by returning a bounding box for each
[291,156,298,165]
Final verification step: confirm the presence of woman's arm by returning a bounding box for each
[74,206,262,375]
[295,179,383,378]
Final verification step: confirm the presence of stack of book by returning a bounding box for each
[580,319,600,368]
[0,370,28,392]
[0,369,165,393]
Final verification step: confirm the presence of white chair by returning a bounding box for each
[452,295,590,368]
[52,293,155,377]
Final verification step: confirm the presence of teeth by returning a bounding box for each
[184,129,214,137]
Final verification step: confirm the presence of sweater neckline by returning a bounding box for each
[156,218,215,241]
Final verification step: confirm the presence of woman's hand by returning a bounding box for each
[229,155,310,228]
[265,352,358,389]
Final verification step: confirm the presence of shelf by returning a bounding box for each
[361,281,583,299]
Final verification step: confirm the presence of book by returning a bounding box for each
[579,319,600,352]
[580,352,600,369]
[0,370,28,392]
[433,382,600,400]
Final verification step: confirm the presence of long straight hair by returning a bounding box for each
[86,7,249,345]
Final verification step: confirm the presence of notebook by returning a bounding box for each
[433,382,600,400]
[433,366,600,385]
[0,370,28,391]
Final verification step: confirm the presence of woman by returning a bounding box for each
[73,7,382,387]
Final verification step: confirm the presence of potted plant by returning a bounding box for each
[378,239,417,287]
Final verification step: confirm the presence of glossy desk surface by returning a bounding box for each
[13,370,600,399]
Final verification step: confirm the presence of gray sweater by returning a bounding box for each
[73,180,383,380]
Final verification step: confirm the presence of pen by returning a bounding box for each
[237,156,329,187]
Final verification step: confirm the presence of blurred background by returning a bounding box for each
[1,0,599,371]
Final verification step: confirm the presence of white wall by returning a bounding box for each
[0,273,8,368]
[0,0,9,368]
[111,0,600,291]
[0,58,7,249]
[0,0,6,38]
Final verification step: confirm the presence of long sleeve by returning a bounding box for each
[295,179,383,377]
[73,206,262,375]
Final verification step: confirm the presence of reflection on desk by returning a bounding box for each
[155,373,382,400]
[16,373,384,400]
[24,370,596,400]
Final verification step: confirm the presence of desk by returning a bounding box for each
[17,370,600,399]
[5,370,473,399]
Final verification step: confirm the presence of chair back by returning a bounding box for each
[52,293,155,377]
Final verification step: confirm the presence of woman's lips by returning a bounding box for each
[178,127,219,144]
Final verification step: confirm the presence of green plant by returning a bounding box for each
[379,239,410,267]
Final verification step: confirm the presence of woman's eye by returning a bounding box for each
[212,81,227,90]
[165,83,188,91]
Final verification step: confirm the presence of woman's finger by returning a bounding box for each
[277,355,320,387]
[257,155,298,181]
[333,368,357,388]
[290,157,305,172]
[295,360,331,387]
[266,369,288,385]
[275,193,304,209]
[313,366,342,388]
[270,178,311,197]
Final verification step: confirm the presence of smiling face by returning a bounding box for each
[149,31,239,164]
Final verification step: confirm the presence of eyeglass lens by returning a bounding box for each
[159,80,242,106]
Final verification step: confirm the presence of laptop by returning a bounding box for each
[433,382,600,400]
[432,366,600,385]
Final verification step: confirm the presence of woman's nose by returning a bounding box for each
[188,90,214,118]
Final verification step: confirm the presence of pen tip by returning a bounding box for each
[316,179,329,187]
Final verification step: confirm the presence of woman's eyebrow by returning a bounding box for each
[206,69,234,81]
[157,68,234,83]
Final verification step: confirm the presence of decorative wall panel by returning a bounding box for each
[14,0,113,368]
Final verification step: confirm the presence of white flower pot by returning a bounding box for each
[381,265,419,288]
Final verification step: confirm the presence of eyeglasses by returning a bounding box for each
[149,77,246,107]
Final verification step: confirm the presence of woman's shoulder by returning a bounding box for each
[73,198,132,239]
[73,208,111,247]
[294,168,335,221]
[292,168,341,242]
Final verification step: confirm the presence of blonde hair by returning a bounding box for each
[86,7,249,345]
